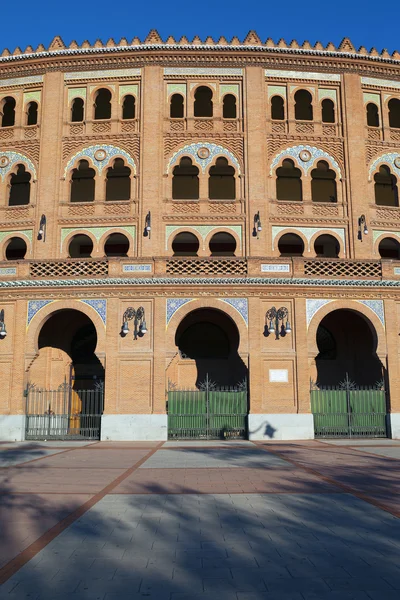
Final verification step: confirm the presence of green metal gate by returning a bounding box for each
[311,376,388,438]
[167,376,248,440]
[25,382,104,440]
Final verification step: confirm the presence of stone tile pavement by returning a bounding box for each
[0,439,400,599]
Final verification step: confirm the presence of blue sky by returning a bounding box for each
[3,0,399,54]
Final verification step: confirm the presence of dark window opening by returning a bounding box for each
[367,103,380,127]
[26,102,38,126]
[104,233,129,257]
[106,158,131,201]
[276,159,303,201]
[311,160,337,203]
[321,98,335,123]
[314,234,340,258]
[2,96,15,127]
[172,232,199,256]
[378,237,400,259]
[208,157,235,200]
[5,237,27,260]
[194,86,213,117]
[170,94,184,118]
[122,95,135,119]
[294,89,313,121]
[388,98,400,129]
[9,164,31,206]
[172,157,199,199]
[374,165,398,207]
[278,233,304,256]
[271,95,285,120]
[223,94,237,119]
[70,160,95,203]
[68,234,94,258]
[94,88,112,120]
[209,232,236,256]
[71,98,84,122]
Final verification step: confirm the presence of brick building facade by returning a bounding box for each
[1,31,400,441]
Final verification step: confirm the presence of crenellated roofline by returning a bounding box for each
[1,30,400,67]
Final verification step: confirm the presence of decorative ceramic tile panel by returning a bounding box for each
[61,226,135,250]
[0,75,43,88]
[123,264,152,272]
[220,298,248,325]
[166,142,241,174]
[357,300,385,327]
[23,91,41,104]
[289,85,315,95]
[64,145,136,176]
[361,76,400,90]
[373,230,400,243]
[166,225,242,250]
[267,85,287,99]
[265,70,340,82]
[119,84,139,99]
[306,299,333,327]
[0,152,37,181]
[270,145,342,178]
[0,229,33,243]
[261,264,290,272]
[166,298,193,325]
[0,267,17,275]
[272,226,345,252]
[363,92,381,106]
[27,300,54,326]
[89,84,115,94]
[167,83,186,97]
[164,68,243,76]
[65,69,141,81]
[189,82,216,92]
[80,299,107,325]
[68,87,87,102]
[369,154,400,180]
[219,84,239,97]
[318,88,337,102]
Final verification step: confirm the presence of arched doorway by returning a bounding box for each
[168,308,248,439]
[311,309,387,438]
[26,309,105,440]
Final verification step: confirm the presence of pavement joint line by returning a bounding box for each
[311,438,400,463]
[254,441,400,519]
[0,440,165,585]
[0,445,80,468]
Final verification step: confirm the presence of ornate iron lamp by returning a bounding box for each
[37,214,46,241]
[121,306,148,340]
[0,309,7,339]
[252,211,262,238]
[144,211,151,238]
[358,214,368,241]
[264,306,291,340]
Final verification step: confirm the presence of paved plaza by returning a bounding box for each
[0,439,400,599]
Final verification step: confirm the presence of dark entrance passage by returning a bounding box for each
[25,309,105,440]
[168,308,248,439]
[311,309,388,438]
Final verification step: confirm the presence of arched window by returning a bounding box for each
[374,165,399,206]
[278,233,304,256]
[311,161,337,203]
[170,94,184,118]
[172,232,199,256]
[209,232,237,256]
[106,158,131,201]
[378,237,400,259]
[321,99,335,123]
[26,102,38,126]
[314,234,340,258]
[122,95,135,119]
[367,103,379,127]
[1,96,15,127]
[276,159,302,201]
[71,98,84,122]
[68,234,93,258]
[70,160,95,203]
[194,86,213,117]
[208,157,235,200]
[5,237,27,260]
[94,88,112,120]
[294,90,313,121]
[104,233,129,257]
[271,96,284,120]
[172,157,199,199]
[223,94,237,119]
[9,164,31,206]
[388,98,400,129]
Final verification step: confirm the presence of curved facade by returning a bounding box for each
[1,31,400,440]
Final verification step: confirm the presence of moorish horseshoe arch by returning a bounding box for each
[368,152,400,181]
[269,144,342,179]
[307,300,387,361]
[166,298,249,357]
[25,300,107,361]
[0,151,37,182]
[166,142,242,175]
[63,144,137,178]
